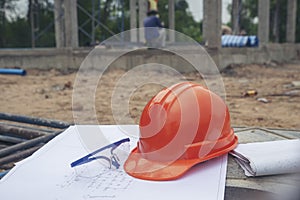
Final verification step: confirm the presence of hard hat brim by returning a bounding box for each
[124,135,238,181]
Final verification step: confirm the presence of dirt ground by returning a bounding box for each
[0,63,300,130]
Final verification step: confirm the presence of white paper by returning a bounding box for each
[0,125,228,200]
[230,139,300,177]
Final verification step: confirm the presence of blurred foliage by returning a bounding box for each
[1,0,300,47]
[227,0,258,35]
[227,0,300,43]
[0,0,54,47]
[78,0,202,45]
[0,0,202,47]
[0,0,21,47]
[77,0,129,46]
[1,17,31,47]
[30,0,55,47]
[157,0,202,42]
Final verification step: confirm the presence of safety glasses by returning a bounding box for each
[70,138,130,178]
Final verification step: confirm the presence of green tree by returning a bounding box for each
[157,0,202,42]
[27,0,55,47]
[77,0,129,46]
[0,0,203,48]
[0,0,54,47]
[0,0,18,47]
[227,0,300,43]
[2,17,31,48]
[226,0,258,35]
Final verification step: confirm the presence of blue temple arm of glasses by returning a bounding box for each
[71,156,110,167]
[70,138,130,168]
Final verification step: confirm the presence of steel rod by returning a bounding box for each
[0,135,26,144]
[0,122,56,133]
[0,113,70,129]
[0,123,46,139]
[0,132,60,158]
[0,145,42,166]
[0,144,8,149]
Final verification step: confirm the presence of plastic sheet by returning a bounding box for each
[222,35,259,47]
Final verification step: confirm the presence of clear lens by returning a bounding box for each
[73,141,130,178]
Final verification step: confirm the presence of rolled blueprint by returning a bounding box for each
[230,139,300,177]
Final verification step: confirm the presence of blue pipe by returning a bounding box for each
[0,68,26,76]
[0,170,9,179]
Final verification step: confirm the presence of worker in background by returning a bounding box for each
[143,10,166,48]
[222,25,232,35]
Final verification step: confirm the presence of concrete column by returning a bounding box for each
[258,0,270,45]
[54,0,65,48]
[286,0,297,43]
[130,0,137,42]
[64,0,78,48]
[168,0,175,43]
[138,0,147,43]
[232,0,240,35]
[203,0,222,48]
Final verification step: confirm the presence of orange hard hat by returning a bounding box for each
[124,82,238,181]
